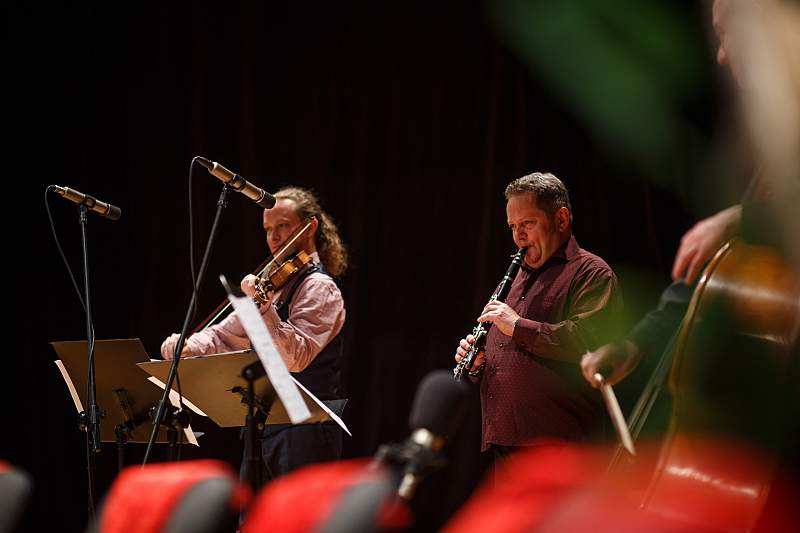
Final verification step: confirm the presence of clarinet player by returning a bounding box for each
[454,172,622,478]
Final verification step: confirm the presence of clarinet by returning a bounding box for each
[453,247,527,380]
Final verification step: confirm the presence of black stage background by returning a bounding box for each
[8,1,739,531]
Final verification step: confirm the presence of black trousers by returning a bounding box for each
[488,444,518,487]
[258,422,343,480]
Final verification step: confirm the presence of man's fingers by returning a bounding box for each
[477,313,492,323]
[482,301,501,315]
[685,254,705,285]
[580,354,600,388]
[161,337,175,359]
[672,246,694,281]
[672,243,697,281]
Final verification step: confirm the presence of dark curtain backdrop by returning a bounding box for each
[9,1,726,531]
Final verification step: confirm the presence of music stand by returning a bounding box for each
[137,350,349,489]
[51,338,199,470]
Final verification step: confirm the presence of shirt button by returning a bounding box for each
[521,295,526,300]
[498,342,504,348]
[488,393,494,399]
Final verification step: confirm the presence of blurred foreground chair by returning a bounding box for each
[0,461,33,533]
[88,460,250,533]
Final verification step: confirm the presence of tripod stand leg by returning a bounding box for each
[116,432,126,473]
[167,427,179,462]
[244,381,262,491]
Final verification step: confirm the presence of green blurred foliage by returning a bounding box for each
[489,0,711,187]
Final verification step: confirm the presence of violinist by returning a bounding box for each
[161,186,348,478]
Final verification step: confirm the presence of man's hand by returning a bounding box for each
[477,301,520,337]
[160,333,193,360]
[241,274,260,298]
[580,340,642,388]
[672,205,742,284]
[242,274,273,305]
[454,334,485,370]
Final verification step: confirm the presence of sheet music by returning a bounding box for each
[55,360,84,412]
[227,294,312,424]
[146,376,208,417]
[164,386,200,447]
[291,376,352,436]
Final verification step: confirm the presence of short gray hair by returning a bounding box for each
[504,172,572,221]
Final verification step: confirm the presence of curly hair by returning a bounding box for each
[274,187,349,277]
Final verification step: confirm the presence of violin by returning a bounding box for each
[192,217,317,332]
[252,250,313,304]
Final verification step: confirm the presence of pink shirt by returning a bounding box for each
[185,253,345,372]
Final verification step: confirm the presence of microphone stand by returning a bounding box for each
[78,204,103,518]
[142,184,231,465]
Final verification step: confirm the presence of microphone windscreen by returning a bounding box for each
[195,156,213,170]
[258,192,277,209]
[106,204,122,221]
[408,370,469,436]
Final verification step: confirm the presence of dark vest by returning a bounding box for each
[274,263,343,401]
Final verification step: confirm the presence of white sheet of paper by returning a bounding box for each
[146,376,208,417]
[55,360,84,412]
[290,376,351,436]
[166,390,200,447]
[228,294,311,424]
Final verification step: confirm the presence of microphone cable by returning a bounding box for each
[44,185,97,518]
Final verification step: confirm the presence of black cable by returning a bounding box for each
[46,185,98,518]
[177,157,204,413]
[143,183,231,465]
[85,432,96,517]
[45,186,96,342]
[189,156,201,318]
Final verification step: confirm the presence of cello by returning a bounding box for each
[616,239,800,530]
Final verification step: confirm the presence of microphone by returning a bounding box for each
[195,157,276,209]
[318,371,469,533]
[394,370,470,500]
[52,186,121,220]
[369,370,469,502]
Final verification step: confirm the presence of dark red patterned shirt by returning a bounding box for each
[480,236,622,451]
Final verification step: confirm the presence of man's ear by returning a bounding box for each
[309,216,320,236]
[556,207,570,232]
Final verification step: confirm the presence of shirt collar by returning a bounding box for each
[521,234,579,272]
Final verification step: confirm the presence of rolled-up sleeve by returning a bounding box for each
[185,274,345,371]
[186,311,252,355]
